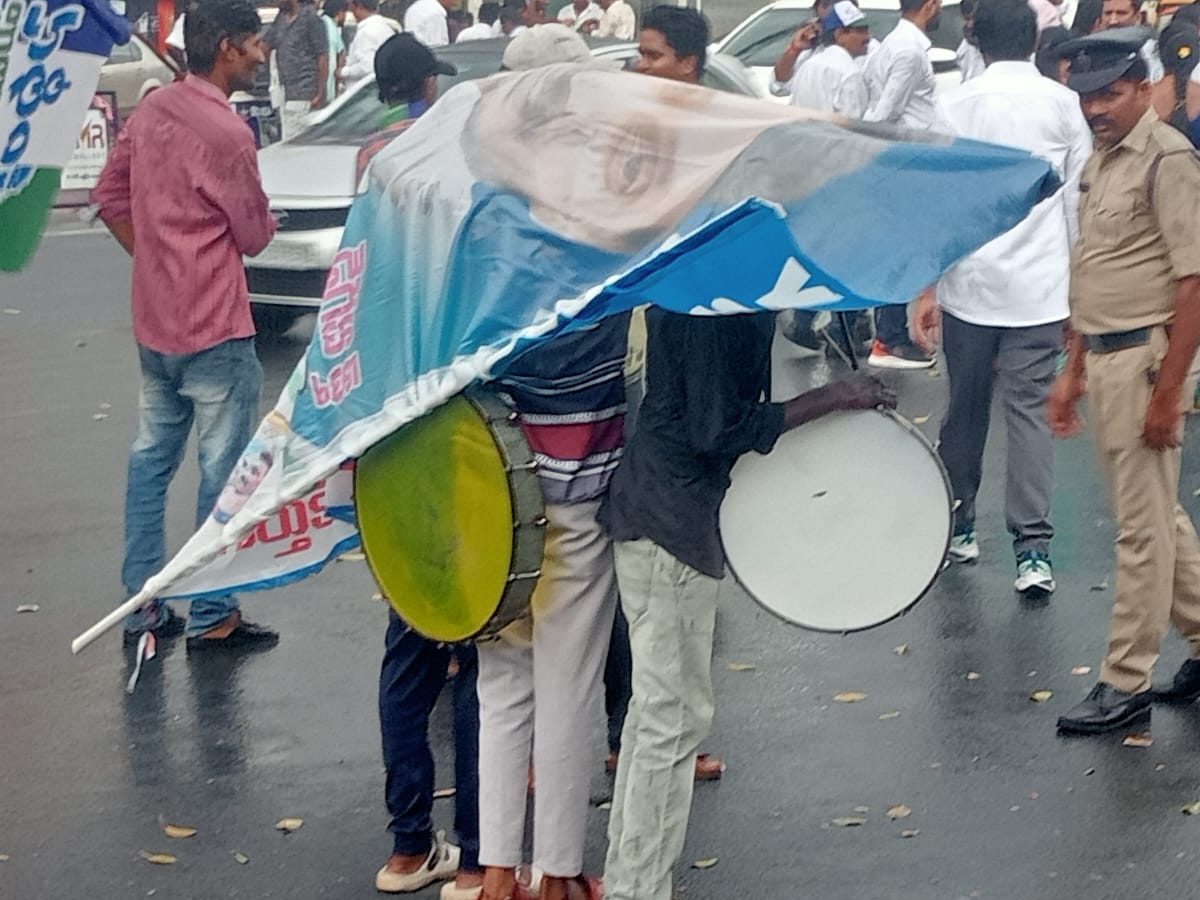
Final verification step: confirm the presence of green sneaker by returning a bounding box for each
[948,527,979,563]
[1015,551,1055,595]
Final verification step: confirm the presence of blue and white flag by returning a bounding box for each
[75,64,1060,648]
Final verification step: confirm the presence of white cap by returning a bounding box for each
[501,23,592,70]
[821,0,868,29]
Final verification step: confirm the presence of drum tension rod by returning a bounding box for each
[509,570,542,583]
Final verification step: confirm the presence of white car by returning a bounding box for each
[246,38,764,334]
[712,0,967,102]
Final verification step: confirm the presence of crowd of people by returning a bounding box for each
[93,0,1200,897]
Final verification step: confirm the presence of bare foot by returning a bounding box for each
[456,869,484,889]
[481,865,519,900]
[384,850,431,875]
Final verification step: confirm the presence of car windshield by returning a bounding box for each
[721,5,964,67]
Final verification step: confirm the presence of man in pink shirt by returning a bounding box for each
[92,0,280,652]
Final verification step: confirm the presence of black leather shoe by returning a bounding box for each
[1153,658,1200,703]
[1057,683,1151,735]
[186,621,279,654]
[122,606,186,647]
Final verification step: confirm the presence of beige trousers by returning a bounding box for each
[604,539,720,900]
[476,500,617,876]
[1087,328,1200,693]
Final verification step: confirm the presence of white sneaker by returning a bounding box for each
[947,528,980,563]
[439,882,482,900]
[1014,552,1055,595]
[376,830,460,893]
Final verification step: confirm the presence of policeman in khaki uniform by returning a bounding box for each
[1048,27,1200,735]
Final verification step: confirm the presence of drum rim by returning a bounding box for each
[720,408,952,635]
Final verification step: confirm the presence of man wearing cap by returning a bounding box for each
[362,36,481,898]
[1048,29,1200,735]
[789,1,872,117]
[912,0,1091,597]
[1097,0,1164,81]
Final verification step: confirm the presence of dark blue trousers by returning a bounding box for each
[379,611,480,870]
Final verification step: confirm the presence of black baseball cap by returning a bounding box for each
[1058,26,1151,94]
[374,33,457,103]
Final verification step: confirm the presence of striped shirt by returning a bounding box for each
[91,75,275,355]
[494,314,629,505]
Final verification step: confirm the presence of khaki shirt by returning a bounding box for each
[1070,108,1200,335]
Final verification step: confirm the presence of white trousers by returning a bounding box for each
[476,499,617,876]
[604,538,720,900]
[280,100,312,139]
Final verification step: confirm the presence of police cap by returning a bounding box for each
[1057,26,1152,94]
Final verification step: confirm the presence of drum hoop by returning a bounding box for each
[721,408,952,635]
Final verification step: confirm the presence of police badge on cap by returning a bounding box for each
[1057,26,1152,93]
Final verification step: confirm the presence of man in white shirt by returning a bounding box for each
[789,1,871,116]
[558,0,602,31]
[457,0,499,39]
[405,0,452,47]
[912,0,1091,596]
[862,0,941,368]
[956,0,985,81]
[342,0,401,84]
[588,0,635,39]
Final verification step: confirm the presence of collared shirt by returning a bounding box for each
[91,76,275,355]
[341,13,399,84]
[600,309,785,578]
[405,0,450,47]
[455,21,496,41]
[1028,0,1062,30]
[955,38,985,82]
[558,1,603,30]
[936,61,1092,327]
[863,18,937,129]
[788,43,868,117]
[769,38,879,97]
[322,14,345,99]
[595,0,635,39]
[1070,108,1200,334]
[265,4,328,100]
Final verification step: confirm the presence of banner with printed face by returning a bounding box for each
[0,0,129,270]
[75,65,1063,647]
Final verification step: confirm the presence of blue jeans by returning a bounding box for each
[122,338,262,636]
[380,611,480,870]
[874,304,910,349]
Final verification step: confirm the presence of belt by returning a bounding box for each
[1083,327,1152,354]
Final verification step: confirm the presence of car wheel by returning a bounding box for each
[252,304,302,337]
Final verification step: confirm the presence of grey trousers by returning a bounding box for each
[938,313,1062,556]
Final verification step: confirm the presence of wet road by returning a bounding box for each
[3,227,1200,900]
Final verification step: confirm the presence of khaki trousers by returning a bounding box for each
[604,539,720,900]
[1087,328,1200,693]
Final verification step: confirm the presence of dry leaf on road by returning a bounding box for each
[15,605,39,613]
[233,851,250,864]
[1071,666,1092,676]
[965,672,981,681]
[727,663,756,672]
[1181,802,1200,815]
[912,415,931,425]
[831,816,867,827]
[887,805,912,820]
[163,824,197,839]
[833,692,867,703]
[894,644,909,656]
[139,851,177,865]
[879,711,901,720]
[338,551,365,562]
[1029,690,1053,703]
[433,788,456,800]
[275,818,304,832]
[900,830,920,838]
[692,858,719,869]
[1122,733,1153,748]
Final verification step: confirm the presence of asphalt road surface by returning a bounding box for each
[4,223,1200,900]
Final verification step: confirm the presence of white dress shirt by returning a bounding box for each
[595,0,635,39]
[455,20,495,41]
[789,44,868,117]
[935,60,1092,327]
[956,38,985,82]
[558,1,603,31]
[1027,0,1062,31]
[863,18,937,129]
[769,38,879,96]
[341,14,399,84]
[405,0,450,48]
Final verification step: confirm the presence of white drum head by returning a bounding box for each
[720,409,951,632]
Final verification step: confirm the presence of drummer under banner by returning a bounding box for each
[74,64,1063,651]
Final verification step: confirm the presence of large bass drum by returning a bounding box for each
[720,409,951,633]
[355,390,545,643]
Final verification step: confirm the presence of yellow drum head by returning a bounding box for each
[355,395,514,642]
